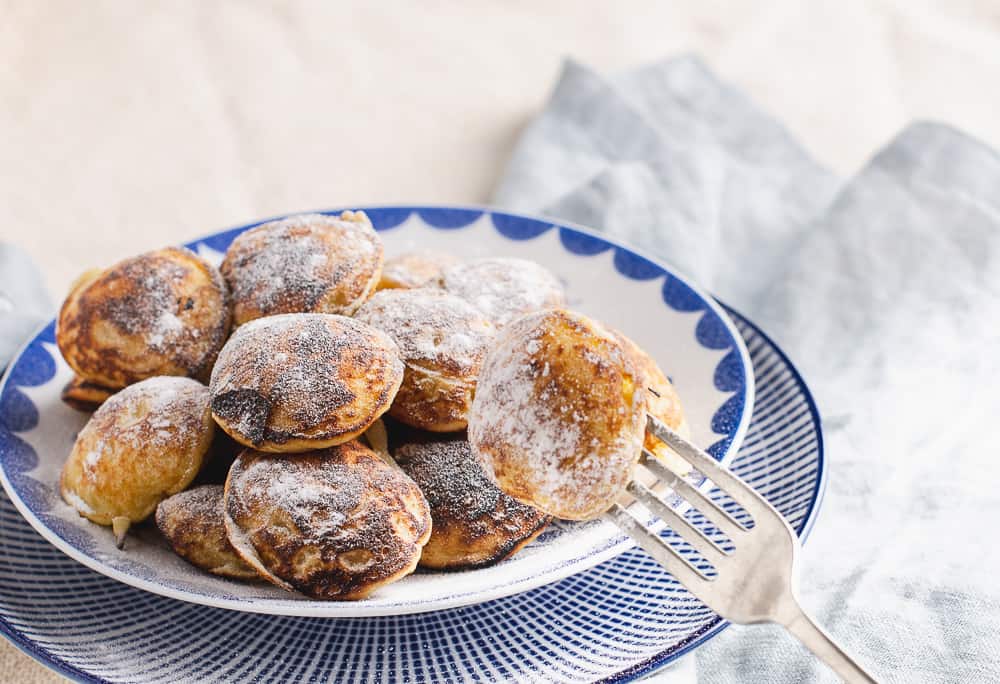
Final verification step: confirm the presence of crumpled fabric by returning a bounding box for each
[494,56,1000,683]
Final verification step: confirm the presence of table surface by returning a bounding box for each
[2,1,999,682]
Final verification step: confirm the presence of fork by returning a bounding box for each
[605,415,877,683]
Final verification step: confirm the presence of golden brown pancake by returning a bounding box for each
[156,485,259,580]
[468,309,646,520]
[56,247,231,389]
[613,330,691,475]
[209,313,404,452]
[223,441,432,600]
[355,288,495,432]
[441,257,566,329]
[221,211,382,326]
[395,439,550,570]
[60,376,214,547]
[61,375,115,412]
[378,251,458,290]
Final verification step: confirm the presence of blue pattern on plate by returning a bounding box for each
[0,310,824,683]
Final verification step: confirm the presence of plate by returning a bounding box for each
[0,207,754,617]
[0,308,823,683]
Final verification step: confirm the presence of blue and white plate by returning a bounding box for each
[0,307,823,683]
[0,207,825,682]
[0,207,755,618]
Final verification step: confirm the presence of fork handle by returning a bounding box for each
[781,602,878,683]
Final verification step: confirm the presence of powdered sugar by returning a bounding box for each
[442,257,566,329]
[102,257,191,351]
[221,212,382,322]
[396,440,516,522]
[209,313,403,446]
[85,376,209,453]
[355,288,494,375]
[240,457,359,542]
[468,310,645,520]
[380,251,459,289]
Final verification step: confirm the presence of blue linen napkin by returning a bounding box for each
[495,56,1000,683]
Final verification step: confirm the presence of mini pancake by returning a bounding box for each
[221,211,382,326]
[395,439,551,570]
[441,257,566,329]
[56,247,231,389]
[61,375,115,412]
[613,331,691,475]
[355,288,495,432]
[378,250,458,290]
[209,313,404,452]
[223,441,432,600]
[156,485,259,580]
[468,309,646,521]
[60,376,214,547]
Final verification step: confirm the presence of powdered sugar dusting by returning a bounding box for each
[355,288,494,376]
[239,457,361,543]
[380,251,459,289]
[396,440,541,526]
[442,257,566,328]
[221,212,381,322]
[468,310,645,520]
[209,313,403,446]
[102,258,192,352]
[84,376,210,453]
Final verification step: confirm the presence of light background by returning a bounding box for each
[2,1,999,681]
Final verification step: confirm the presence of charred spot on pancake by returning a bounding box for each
[211,390,272,447]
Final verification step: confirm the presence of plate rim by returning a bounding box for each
[0,306,824,684]
[0,204,757,618]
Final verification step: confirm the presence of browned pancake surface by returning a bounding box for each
[209,313,404,452]
[395,439,550,570]
[468,309,646,520]
[223,442,431,600]
[221,211,382,325]
[355,288,494,431]
[378,251,458,290]
[156,485,259,580]
[57,247,230,389]
[61,376,214,527]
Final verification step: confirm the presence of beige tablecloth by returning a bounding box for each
[2,2,999,681]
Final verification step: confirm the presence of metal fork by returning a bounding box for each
[605,415,877,683]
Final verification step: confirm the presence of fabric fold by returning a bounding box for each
[493,58,1000,683]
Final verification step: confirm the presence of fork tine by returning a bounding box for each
[646,415,769,518]
[640,450,748,538]
[604,504,711,592]
[626,480,729,562]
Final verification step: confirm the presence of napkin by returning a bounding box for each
[0,243,52,370]
[495,57,1000,683]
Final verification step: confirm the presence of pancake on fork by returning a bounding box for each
[613,330,691,476]
[56,247,230,389]
[223,441,432,600]
[468,309,647,521]
[209,313,404,452]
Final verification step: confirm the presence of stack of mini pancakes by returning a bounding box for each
[56,211,688,601]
